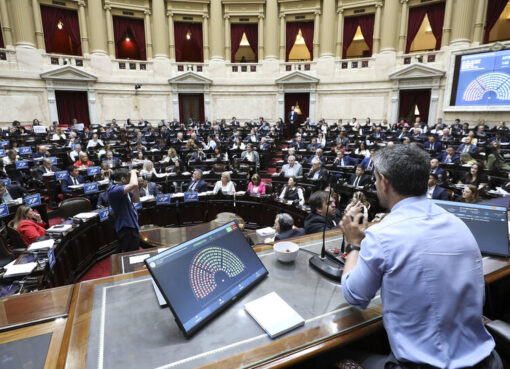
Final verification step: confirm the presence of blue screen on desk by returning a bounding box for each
[432,200,510,257]
[145,221,268,336]
[454,49,510,106]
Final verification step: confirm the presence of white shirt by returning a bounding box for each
[427,185,436,199]
[212,181,235,195]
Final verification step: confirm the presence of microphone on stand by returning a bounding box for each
[309,181,344,280]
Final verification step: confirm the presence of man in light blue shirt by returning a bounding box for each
[340,144,501,369]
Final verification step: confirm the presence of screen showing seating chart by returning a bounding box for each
[453,49,510,106]
[145,221,268,336]
[432,200,510,257]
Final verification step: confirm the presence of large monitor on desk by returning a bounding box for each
[145,221,268,337]
[432,200,510,257]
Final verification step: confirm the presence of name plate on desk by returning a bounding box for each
[56,171,68,180]
[15,160,29,169]
[25,193,41,207]
[84,182,99,194]
[1,178,11,186]
[0,140,9,147]
[87,166,100,176]
[48,248,55,269]
[49,157,58,165]
[0,204,8,218]
[184,191,199,202]
[134,202,142,210]
[0,149,5,156]
[98,208,109,222]
[156,194,171,205]
[19,147,32,155]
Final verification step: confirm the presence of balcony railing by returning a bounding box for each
[281,61,315,73]
[43,53,87,68]
[0,48,16,64]
[337,57,374,70]
[114,59,151,71]
[227,63,259,73]
[398,50,443,66]
[175,62,206,73]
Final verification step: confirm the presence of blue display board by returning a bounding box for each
[455,49,510,106]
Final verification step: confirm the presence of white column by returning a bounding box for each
[258,15,264,60]
[224,15,231,61]
[167,11,175,60]
[373,2,383,54]
[442,0,454,46]
[390,84,400,124]
[278,87,285,119]
[172,88,180,120]
[48,88,59,123]
[105,5,115,57]
[313,10,320,59]
[335,8,344,58]
[279,14,286,60]
[309,87,316,122]
[144,10,153,59]
[429,78,441,126]
[87,86,98,124]
[202,15,209,61]
[398,0,409,53]
[78,1,89,54]
[0,0,13,47]
[31,0,45,49]
[204,86,211,119]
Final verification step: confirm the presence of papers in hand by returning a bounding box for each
[3,262,38,277]
[245,292,304,338]
[28,239,55,251]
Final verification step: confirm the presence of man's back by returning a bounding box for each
[342,196,494,368]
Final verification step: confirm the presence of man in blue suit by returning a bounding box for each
[427,174,449,200]
[437,146,460,164]
[274,213,304,241]
[138,177,159,197]
[287,106,298,138]
[457,137,477,154]
[360,149,375,172]
[430,158,446,183]
[333,151,357,167]
[61,166,84,194]
[424,136,442,152]
[187,169,208,193]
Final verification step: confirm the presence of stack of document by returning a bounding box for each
[28,239,55,251]
[74,212,99,220]
[3,262,38,278]
[47,224,73,233]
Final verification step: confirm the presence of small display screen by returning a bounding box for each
[145,221,268,336]
[432,200,510,257]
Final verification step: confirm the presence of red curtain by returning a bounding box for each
[244,24,259,61]
[113,16,146,60]
[415,90,431,124]
[0,21,4,48]
[285,22,301,61]
[55,91,90,126]
[343,17,359,58]
[427,2,445,50]
[358,14,375,55]
[230,24,245,62]
[484,0,508,43]
[300,22,314,61]
[174,22,203,62]
[405,6,428,53]
[399,90,430,123]
[40,5,82,55]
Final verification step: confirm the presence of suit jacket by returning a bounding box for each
[457,143,477,154]
[0,184,27,203]
[275,228,305,241]
[437,152,460,164]
[333,156,357,167]
[35,165,60,180]
[348,174,371,187]
[97,191,109,208]
[190,152,207,162]
[187,179,208,193]
[306,168,328,181]
[432,186,449,200]
[372,132,386,140]
[288,111,298,123]
[61,175,84,194]
[424,141,442,152]
[139,182,159,197]
[241,150,260,167]
[430,167,446,182]
[360,157,375,171]
[291,141,306,150]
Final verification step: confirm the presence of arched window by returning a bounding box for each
[406,2,445,54]
[113,16,146,60]
[286,21,314,62]
[40,5,82,56]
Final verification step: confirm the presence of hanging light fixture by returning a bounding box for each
[295,101,302,115]
[57,20,63,30]
[186,30,192,40]
[125,36,130,42]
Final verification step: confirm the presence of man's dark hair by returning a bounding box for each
[67,165,76,173]
[0,181,6,189]
[373,144,430,196]
[112,168,129,182]
[277,213,294,233]
[309,190,329,214]
[356,164,365,172]
[429,172,439,180]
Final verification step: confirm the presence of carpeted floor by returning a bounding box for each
[79,257,111,282]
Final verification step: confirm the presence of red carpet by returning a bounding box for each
[79,257,111,282]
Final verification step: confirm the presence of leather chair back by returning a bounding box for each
[7,220,27,249]
[57,197,92,219]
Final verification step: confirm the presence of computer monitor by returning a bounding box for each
[145,221,268,337]
[432,200,510,257]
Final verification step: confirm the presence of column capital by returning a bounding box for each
[400,0,408,4]
[144,10,151,15]
[77,0,86,7]
[166,11,173,17]
[279,13,286,19]
[258,14,265,20]
[375,2,383,8]
[224,14,230,20]
[337,8,344,14]
[314,10,321,16]
[202,14,209,19]
[104,5,112,11]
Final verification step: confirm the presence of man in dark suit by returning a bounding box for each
[457,137,477,154]
[290,135,306,150]
[61,166,85,194]
[0,181,27,203]
[348,165,371,187]
[138,177,159,197]
[35,158,60,181]
[372,127,385,141]
[189,147,207,163]
[360,149,375,172]
[427,174,449,200]
[187,169,208,193]
[437,146,460,164]
[274,213,304,241]
[333,151,357,167]
[306,159,328,181]
[304,190,340,235]
[430,158,446,183]
[424,136,442,152]
[287,106,298,138]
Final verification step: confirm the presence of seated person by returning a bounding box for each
[461,184,479,204]
[274,213,304,241]
[2,149,19,165]
[52,127,66,140]
[280,155,303,177]
[36,158,60,180]
[212,171,236,195]
[348,165,371,187]
[258,137,270,151]
[241,144,260,168]
[86,134,104,149]
[138,177,159,197]
[202,135,217,150]
[140,159,158,179]
[345,191,371,221]
[189,147,207,163]
[307,148,325,164]
[486,141,510,172]
[430,158,446,182]
[187,169,208,192]
[307,138,321,152]
[69,144,85,162]
[279,176,304,205]
[437,146,460,164]
[61,166,84,194]
[304,190,340,234]
[97,191,109,208]
[459,152,478,166]
[231,137,245,150]
[12,205,46,246]
[0,181,27,204]
[306,159,328,181]
[360,149,375,172]
[290,135,305,150]
[427,173,449,200]
[457,136,477,154]
[101,150,121,166]
[74,153,93,168]
[33,145,49,159]
[100,162,113,181]
[458,163,488,187]
[423,135,442,152]
[247,173,266,194]
[245,128,259,144]
[131,142,147,157]
[333,151,357,167]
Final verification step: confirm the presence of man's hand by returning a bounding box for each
[340,212,368,246]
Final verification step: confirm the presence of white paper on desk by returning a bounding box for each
[33,126,47,134]
[244,292,304,339]
[158,247,168,253]
[69,184,84,189]
[129,254,150,265]
[140,195,154,202]
[28,239,55,251]
[75,212,99,220]
[47,224,73,233]
[3,262,38,277]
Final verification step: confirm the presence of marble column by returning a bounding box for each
[313,10,320,59]
[144,10,153,59]
[335,8,344,58]
[450,0,476,46]
[380,0,400,52]
[264,0,278,59]
[10,0,36,47]
[209,0,224,60]
[279,14,286,60]
[104,5,115,56]
[152,0,168,58]
[320,0,335,57]
[167,11,175,60]
[258,15,264,60]
[87,0,107,54]
[202,15,209,61]
[77,1,89,54]
[372,2,383,54]
[0,0,13,47]
[473,0,488,44]
[31,0,44,49]
[442,0,454,46]
[398,0,409,52]
[224,15,230,61]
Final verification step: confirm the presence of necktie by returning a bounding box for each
[190,181,196,191]
[354,176,360,187]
